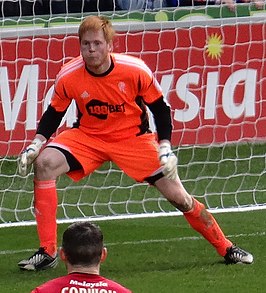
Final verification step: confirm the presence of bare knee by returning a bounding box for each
[34,154,56,179]
[155,176,193,212]
[168,196,193,212]
[34,148,69,180]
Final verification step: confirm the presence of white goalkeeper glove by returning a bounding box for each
[159,141,178,180]
[18,138,45,176]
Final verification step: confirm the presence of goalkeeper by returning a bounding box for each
[18,15,253,271]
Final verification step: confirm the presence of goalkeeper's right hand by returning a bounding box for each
[18,138,45,176]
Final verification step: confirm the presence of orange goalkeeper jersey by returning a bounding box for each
[50,53,163,141]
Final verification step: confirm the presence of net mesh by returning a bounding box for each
[0,3,266,226]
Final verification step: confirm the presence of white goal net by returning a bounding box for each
[0,4,266,227]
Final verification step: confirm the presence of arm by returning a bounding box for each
[245,0,265,9]
[18,105,67,176]
[218,0,264,12]
[147,96,177,180]
[146,95,172,142]
[36,105,67,141]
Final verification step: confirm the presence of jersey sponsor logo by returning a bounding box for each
[61,280,118,292]
[69,280,108,288]
[86,99,125,120]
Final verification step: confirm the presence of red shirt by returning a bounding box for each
[31,272,132,293]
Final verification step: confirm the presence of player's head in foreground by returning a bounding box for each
[60,221,107,273]
[78,15,115,74]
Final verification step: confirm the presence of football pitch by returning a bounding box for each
[0,210,265,293]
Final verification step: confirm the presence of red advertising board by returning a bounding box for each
[1,22,266,156]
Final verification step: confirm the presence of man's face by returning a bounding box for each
[80,29,111,73]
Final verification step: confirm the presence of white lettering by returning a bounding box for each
[173,69,257,122]
[174,72,200,122]
[69,280,108,288]
[0,66,257,130]
[60,287,117,293]
[223,69,256,119]
[205,71,219,119]
[0,65,38,130]
[160,74,174,98]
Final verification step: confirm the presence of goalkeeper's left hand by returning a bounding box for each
[159,141,178,180]
[18,138,46,176]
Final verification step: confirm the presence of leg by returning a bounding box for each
[18,147,70,271]
[111,134,233,258]
[110,133,253,264]
[18,130,106,271]
[34,179,58,257]
[33,147,70,256]
[155,176,253,264]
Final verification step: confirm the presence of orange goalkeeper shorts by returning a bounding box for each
[48,128,163,182]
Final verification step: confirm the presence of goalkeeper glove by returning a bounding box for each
[159,141,178,180]
[18,138,46,176]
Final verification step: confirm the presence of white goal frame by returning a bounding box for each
[1,13,266,228]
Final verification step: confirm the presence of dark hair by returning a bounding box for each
[62,221,103,266]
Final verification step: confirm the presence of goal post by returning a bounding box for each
[1,5,266,227]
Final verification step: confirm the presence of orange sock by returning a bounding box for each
[183,198,232,256]
[34,179,58,257]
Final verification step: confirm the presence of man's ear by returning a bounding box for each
[108,42,113,52]
[59,247,67,262]
[100,247,108,263]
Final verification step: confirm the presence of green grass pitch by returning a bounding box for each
[0,211,265,293]
[0,143,266,292]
